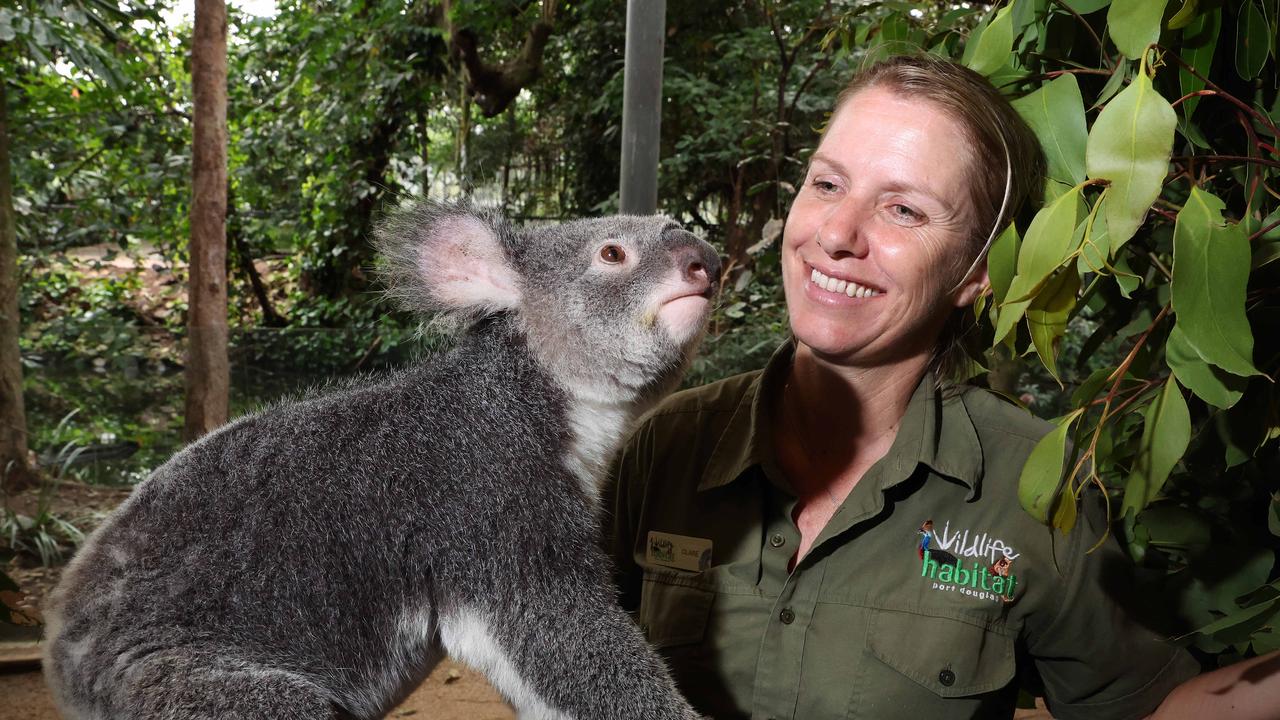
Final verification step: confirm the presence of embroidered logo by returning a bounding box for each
[917,519,1020,603]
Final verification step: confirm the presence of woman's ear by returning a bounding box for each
[952,262,990,308]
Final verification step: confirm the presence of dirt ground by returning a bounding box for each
[0,481,515,720]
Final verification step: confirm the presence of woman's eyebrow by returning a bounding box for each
[881,180,956,213]
[810,151,959,215]
[809,151,846,174]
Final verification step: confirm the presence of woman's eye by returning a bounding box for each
[890,204,923,222]
[812,179,839,193]
[600,245,626,263]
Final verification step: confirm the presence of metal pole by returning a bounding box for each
[619,0,666,215]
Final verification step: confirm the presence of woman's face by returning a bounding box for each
[781,86,988,368]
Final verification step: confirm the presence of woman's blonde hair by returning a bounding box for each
[830,54,1046,383]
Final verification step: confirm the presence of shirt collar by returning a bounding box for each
[696,340,984,498]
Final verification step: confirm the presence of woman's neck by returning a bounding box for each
[782,343,929,464]
[773,342,931,565]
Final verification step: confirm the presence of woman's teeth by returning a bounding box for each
[810,268,881,298]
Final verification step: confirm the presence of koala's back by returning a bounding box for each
[44,321,585,718]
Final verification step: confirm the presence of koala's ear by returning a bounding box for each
[374,200,522,324]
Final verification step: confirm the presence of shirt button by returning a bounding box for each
[769,532,785,548]
[779,607,795,624]
[938,668,956,687]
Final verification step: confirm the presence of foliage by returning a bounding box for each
[828,0,1280,659]
[1,413,86,567]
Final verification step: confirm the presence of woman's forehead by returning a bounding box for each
[817,89,974,206]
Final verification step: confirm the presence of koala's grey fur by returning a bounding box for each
[44,201,721,720]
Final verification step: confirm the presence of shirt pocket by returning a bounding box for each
[865,606,1016,698]
[639,567,714,649]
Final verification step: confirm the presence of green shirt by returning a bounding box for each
[607,343,1198,720]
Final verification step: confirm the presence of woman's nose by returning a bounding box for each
[816,198,871,259]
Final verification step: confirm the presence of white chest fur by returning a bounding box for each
[562,396,631,506]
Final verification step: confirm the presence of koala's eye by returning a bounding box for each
[599,244,626,264]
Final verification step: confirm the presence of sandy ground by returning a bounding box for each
[0,661,514,717]
[0,661,514,720]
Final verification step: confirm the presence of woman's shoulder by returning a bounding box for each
[952,384,1056,446]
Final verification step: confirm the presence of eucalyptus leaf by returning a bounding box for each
[1063,0,1113,12]
[1005,185,1085,305]
[1171,186,1260,377]
[1011,74,1088,185]
[1166,325,1246,408]
[1178,8,1220,118]
[1086,60,1176,251]
[1234,0,1271,81]
[1167,0,1199,28]
[1193,596,1280,637]
[1072,366,1115,405]
[1122,377,1191,517]
[1270,494,1280,537]
[1254,241,1280,269]
[1107,0,1170,58]
[988,225,1021,305]
[1018,410,1082,525]
[1138,504,1211,549]
[1113,252,1140,297]
[1027,269,1080,384]
[968,1,1017,76]
[1095,60,1132,106]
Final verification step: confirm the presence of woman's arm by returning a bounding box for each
[1147,650,1280,720]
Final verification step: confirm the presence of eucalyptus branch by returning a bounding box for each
[1159,44,1280,138]
[1173,155,1280,170]
[1171,89,1215,108]
[1071,306,1172,500]
[1042,68,1114,78]
[1250,218,1280,243]
[1146,252,1172,280]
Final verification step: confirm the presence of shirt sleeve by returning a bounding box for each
[1024,489,1201,720]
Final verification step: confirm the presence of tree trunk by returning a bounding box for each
[0,70,34,492]
[184,0,230,442]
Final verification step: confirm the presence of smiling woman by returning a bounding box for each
[605,54,1280,720]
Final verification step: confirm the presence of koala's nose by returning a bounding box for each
[680,244,722,293]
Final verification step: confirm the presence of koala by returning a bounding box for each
[43,201,721,720]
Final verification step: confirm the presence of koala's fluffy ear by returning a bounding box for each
[374,200,522,325]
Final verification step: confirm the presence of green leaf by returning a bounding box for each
[1234,0,1271,81]
[1166,325,1246,408]
[1005,185,1085,304]
[988,225,1020,305]
[1018,410,1083,525]
[1011,74,1088,186]
[1171,186,1260,377]
[967,1,1017,76]
[1072,366,1115,405]
[1167,0,1199,29]
[1027,269,1080,384]
[1178,7,1220,118]
[1256,242,1280,270]
[1122,378,1191,517]
[1196,596,1280,637]
[1077,194,1113,273]
[1113,252,1141,297]
[1108,0,1171,58]
[1096,60,1132,106]
[1064,0,1113,12]
[1138,504,1211,549]
[1085,58,1176,250]
[1269,494,1280,537]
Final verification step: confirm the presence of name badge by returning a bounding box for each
[646,530,712,572]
